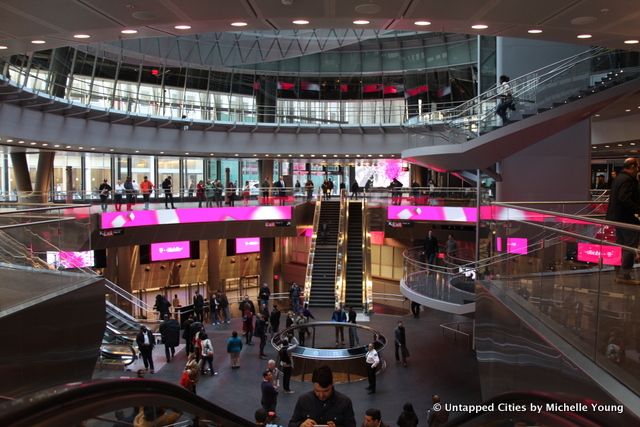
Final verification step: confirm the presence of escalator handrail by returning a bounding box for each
[443,390,630,426]
[0,379,255,427]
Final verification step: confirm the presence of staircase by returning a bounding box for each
[105,300,141,334]
[309,201,340,307]
[344,202,363,309]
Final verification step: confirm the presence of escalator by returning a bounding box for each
[344,201,363,309]
[105,300,141,333]
[309,200,340,307]
[0,379,254,427]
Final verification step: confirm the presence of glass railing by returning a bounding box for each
[303,198,322,305]
[335,189,348,307]
[407,47,640,145]
[362,197,373,313]
[0,58,465,127]
[480,201,640,396]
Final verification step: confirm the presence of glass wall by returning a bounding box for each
[85,153,111,198]
[131,155,155,190]
[184,159,204,197]
[158,157,180,195]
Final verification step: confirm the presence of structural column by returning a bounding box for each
[259,159,274,186]
[207,239,221,295]
[259,237,274,291]
[35,151,55,202]
[256,76,277,123]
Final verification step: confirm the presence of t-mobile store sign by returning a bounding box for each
[577,243,622,266]
[151,241,191,261]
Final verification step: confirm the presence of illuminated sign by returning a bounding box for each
[46,251,94,268]
[577,243,622,266]
[506,238,528,255]
[150,241,191,262]
[236,237,261,254]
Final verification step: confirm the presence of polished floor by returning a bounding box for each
[94,307,482,425]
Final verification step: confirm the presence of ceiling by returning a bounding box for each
[1,0,640,56]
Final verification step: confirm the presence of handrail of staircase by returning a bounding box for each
[334,189,348,308]
[303,197,322,306]
[105,299,143,328]
[104,280,153,320]
[362,196,373,313]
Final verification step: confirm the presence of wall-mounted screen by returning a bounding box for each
[577,243,621,266]
[236,237,261,254]
[150,241,191,262]
[496,237,503,252]
[506,238,528,255]
[46,251,95,268]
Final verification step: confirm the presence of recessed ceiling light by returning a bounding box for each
[594,114,600,117]
[356,154,361,157]
[18,140,24,144]
[185,152,189,155]
[31,40,46,44]
[618,144,624,146]
[310,154,315,157]
[414,21,431,26]
[210,153,215,156]
[160,151,164,154]
[292,20,309,25]
[605,145,610,148]
[631,142,636,146]
[345,154,350,157]
[353,20,370,25]
[528,29,543,34]
[288,154,292,157]
[79,146,84,149]
[135,150,139,153]
[42,143,48,147]
[266,154,270,157]
[391,154,395,157]
[231,22,248,27]
[299,154,304,157]
[277,154,281,157]
[234,153,239,156]
[73,34,91,39]
[471,24,488,30]
[66,145,71,148]
[624,40,639,45]
[121,29,138,34]
[91,147,95,150]
[577,34,592,39]
[109,149,114,152]
[54,144,60,148]
[253,154,257,157]
[367,154,372,157]
[378,154,383,157]
[174,25,191,30]
[626,109,631,112]
[6,139,12,142]
[333,154,338,157]
[30,142,36,145]
[0,45,8,50]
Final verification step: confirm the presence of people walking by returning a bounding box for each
[394,320,409,367]
[159,314,180,363]
[365,343,380,394]
[136,326,155,374]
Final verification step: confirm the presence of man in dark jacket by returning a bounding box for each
[136,326,155,373]
[270,305,282,335]
[424,230,439,266]
[288,365,355,427]
[182,315,194,355]
[606,158,640,283]
[394,320,408,367]
[159,314,180,363]
[193,290,204,322]
[261,370,279,414]
[258,283,271,311]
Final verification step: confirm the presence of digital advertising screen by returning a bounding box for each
[236,237,261,254]
[150,241,191,262]
[46,250,95,268]
[577,243,622,266]
[506,238,529,255]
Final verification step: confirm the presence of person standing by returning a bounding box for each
[274,175,287,206]
[350,180,360,200]
[258,282,271,310]
[159,314,180,363]
[397,403,419,427]
[193,290,204,322]
[214,179,224,207]
[266,359,282,392]
[363,408,387,427]
[255,313,268,359]
[261,178,271,205]
[288,365,355,427]
[196,180,205,207]
[305,179,314,202]
[161,176,176,209]
[136,326,155,374]
[114,180,124,211]
[331,305,347,346]
[199,332,217,376]
[410,301,421,319]
[495,75,513,125]
[269,305,282,335]
[210,293,220,325]
[182,314,195,355]
[243,180,251,206]
[289,282,301,314]
[140,176,154,210]
[394,321,409,367]
[424,230,439,266]
[261,370,279,415]
[365,343,380,394]
[153,294,171,320]
[226,330,243,369]
[98,178,112,212]
[279,337,298,394]
[242,306,255,345]
[427,394,449,427]
[347,306,359,347]
[172,294,181,320]
[606,158,640,283]
[218,290,230,324]
[124,176,135,211]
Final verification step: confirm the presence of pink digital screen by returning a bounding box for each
[236,237,261,254]
[101,206,292,229]
[577,243,622,266]
[370,231,385,245]
[507,238,528,255]
[496,237,503,252]
[151,241,191,261]
[386,206,592,224]
[46,251,94,268]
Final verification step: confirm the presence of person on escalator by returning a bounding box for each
[495,75,514,125]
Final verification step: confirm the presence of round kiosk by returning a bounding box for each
[271,321,387,384]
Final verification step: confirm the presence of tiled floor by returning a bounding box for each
[94,307,482,424]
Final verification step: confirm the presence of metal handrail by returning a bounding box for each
[362,197,373,313]
[335,189,348,307]
[303,199,322,305]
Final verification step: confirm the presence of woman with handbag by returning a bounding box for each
[199,332,218,376]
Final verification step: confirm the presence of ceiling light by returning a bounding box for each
[266,154,270,157]
[414,21,431,26]
[631,143,636,146]
[577,34,592,39]
[288,154,292,157]
[299,154,304,157]
[90,147,95,150]
[624,40,639,45]
[0,45,8,50]
[605,145,610,148]
[471,24,488,30]
[277,154,281,157]
[185,152,189,155]
[292,20,309,25]
[18,140,24,144]
[345,154,350,157]
[378,154,383,157]
[356,154,361,157]
[109,149,114,152]
[79,146,84,149]
[6,139,12,142]
[234,153,239,156]
[310,154,315,157]
[367,154,372,157]
[353,20,370,25]
[160,151,164,154]
[29,142,36,145]
[618,144,624,147]
[65,145,71,148]
[73,34,91,39]
[54,144,60,148]
[231,22,248,27]
[42,143,48,147]
[135,150,139,153]
[626,109,631,112]
[121,29,138,34]
[31,40,46,44]
[211,153,215,156]
[333,154,338,157]
[528,29,543,34]
[391,154,395,157]
[594,114,600,117]
[174,25,191,30]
